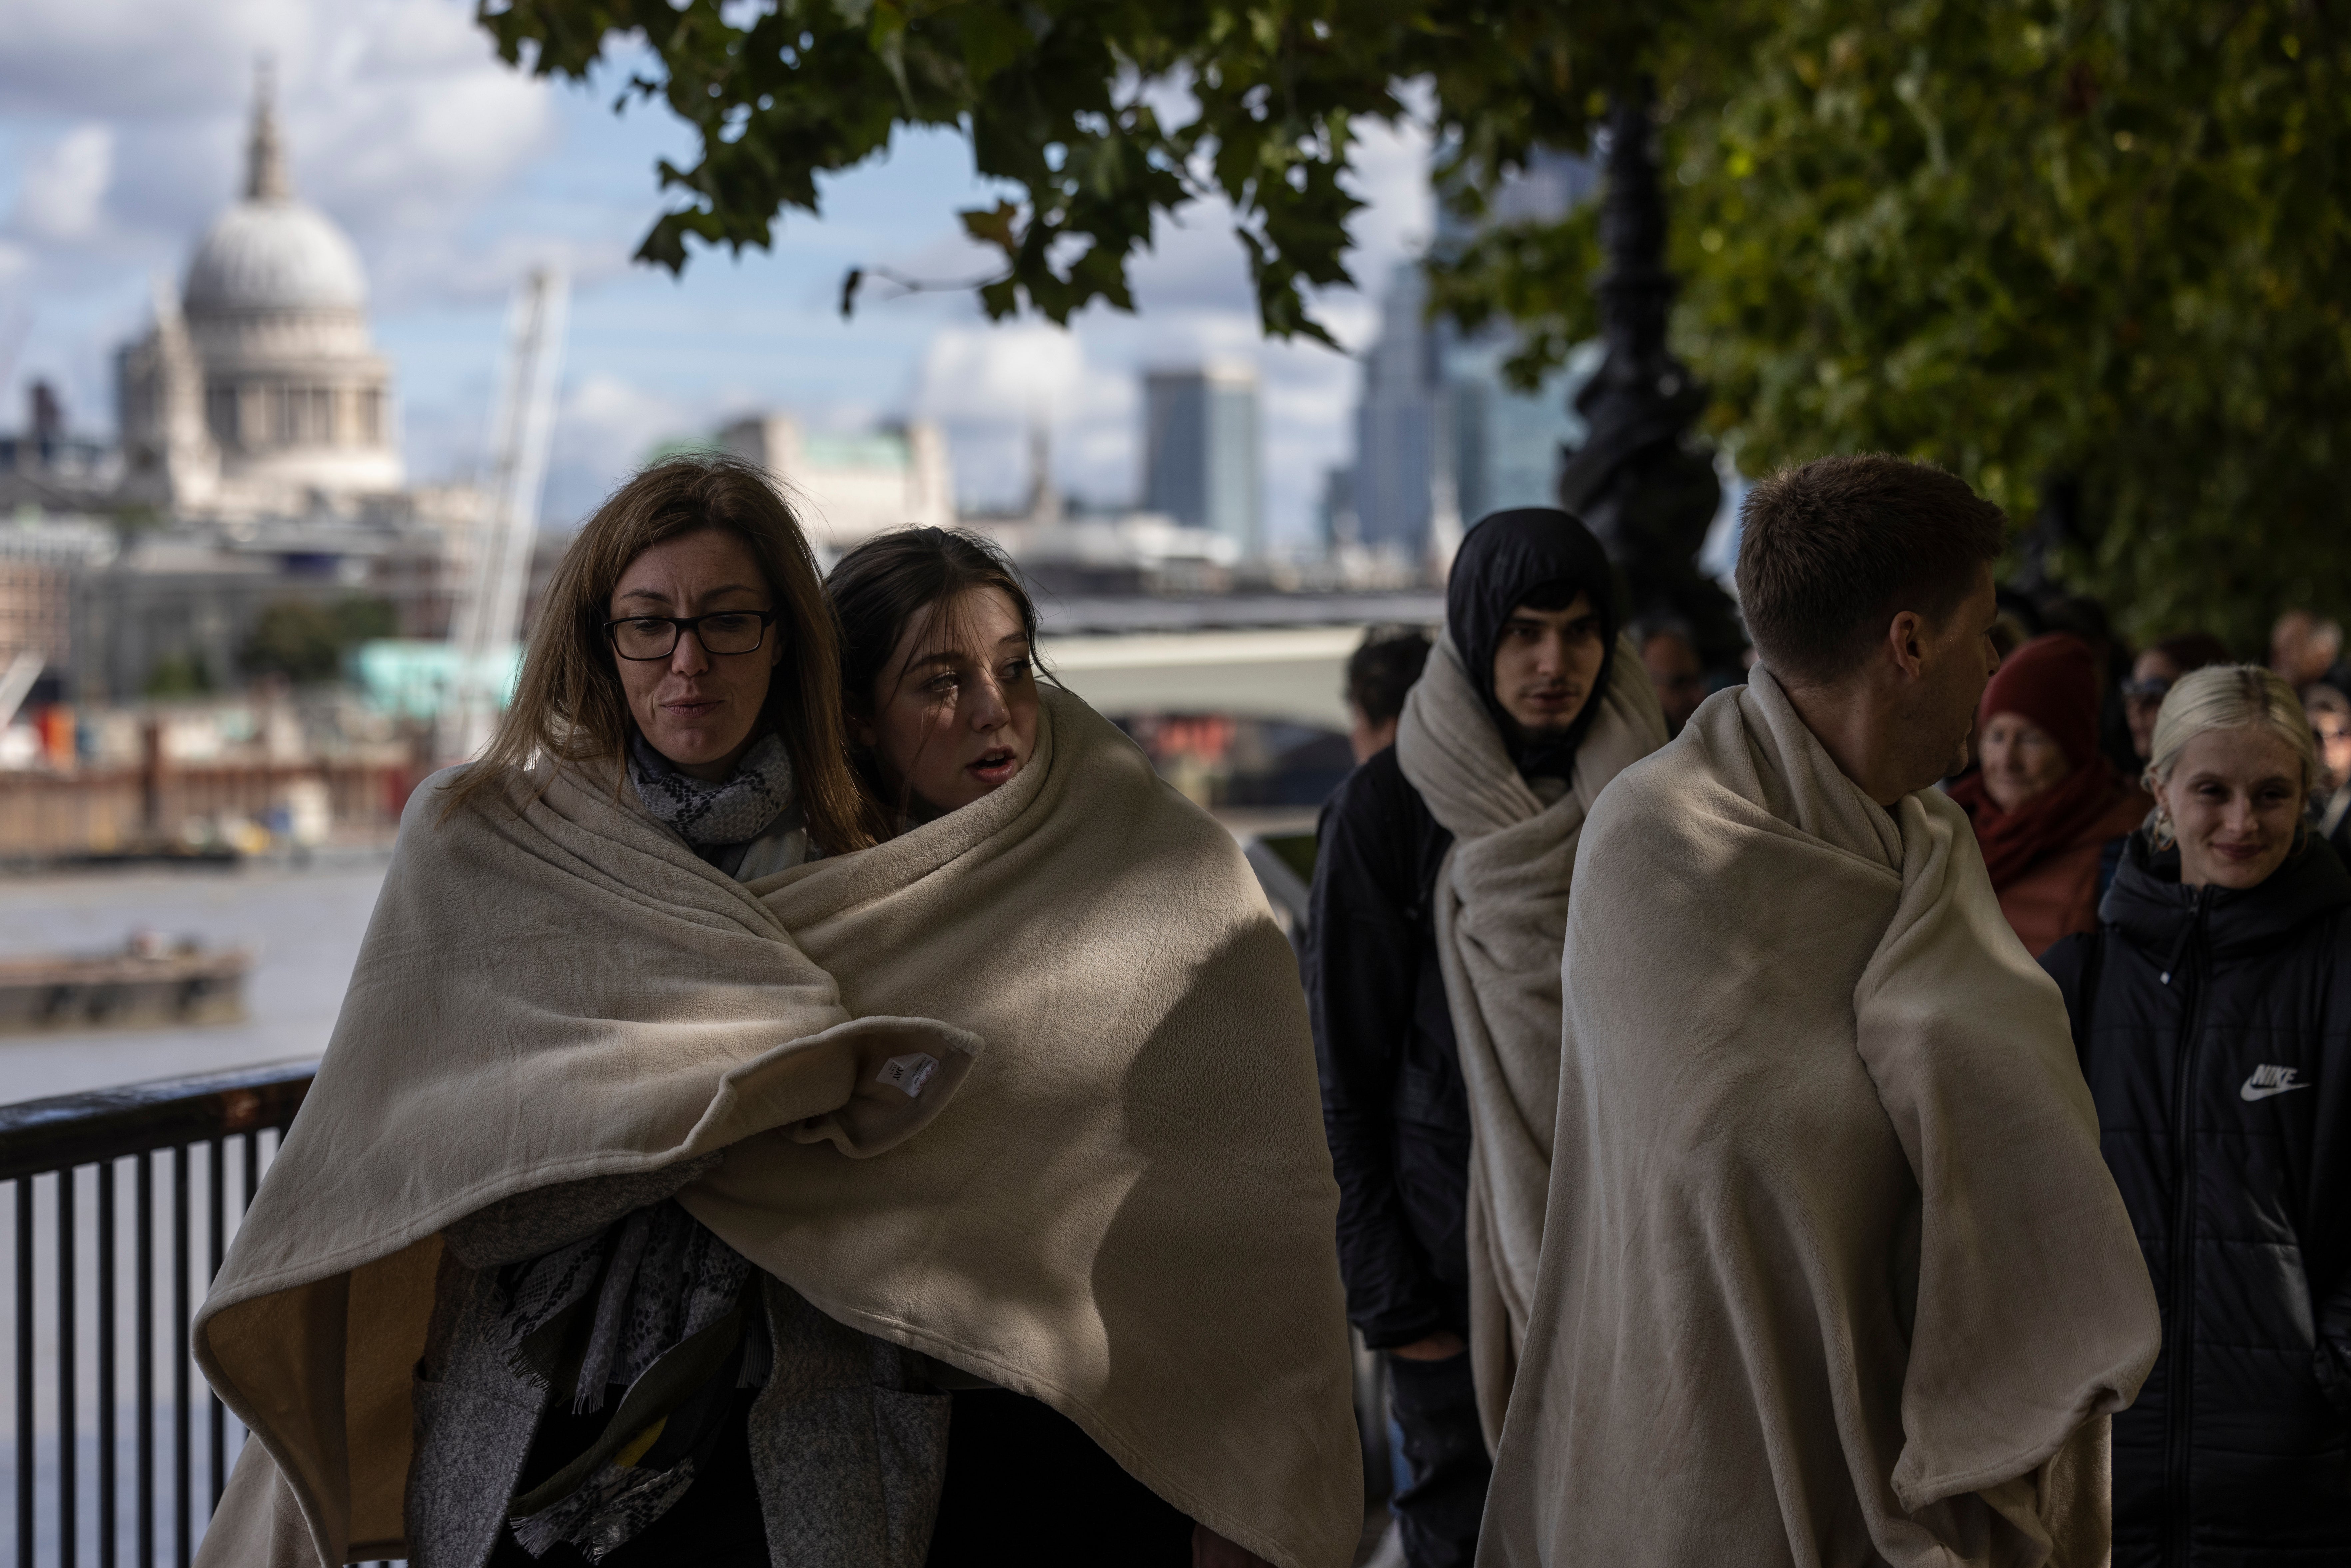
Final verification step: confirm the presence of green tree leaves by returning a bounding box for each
[475,0,1693,340]
[476,0,2347,645]
[1433,1,2350,648]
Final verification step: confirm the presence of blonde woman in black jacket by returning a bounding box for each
[2043,663,2351,1568]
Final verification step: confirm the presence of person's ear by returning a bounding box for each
[849,709,877,749]
[1886,609,1929,681]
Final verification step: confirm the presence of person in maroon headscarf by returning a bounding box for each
[1951,632,2152,955]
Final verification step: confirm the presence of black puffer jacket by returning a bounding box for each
[2043,833,2351,1566]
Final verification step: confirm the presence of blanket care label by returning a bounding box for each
[875,1052,940,1098]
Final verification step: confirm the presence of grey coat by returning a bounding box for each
[404,1159,949,1568]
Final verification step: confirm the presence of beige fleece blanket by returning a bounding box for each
[1393,631,1665,1443]
[1477,669,2160,1568]
[193,685,1360,1568]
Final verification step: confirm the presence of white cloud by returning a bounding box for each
[1,0,558,305]
[13,125,114,241]
[913,323,1089,424]
[0,0,312,120]
[539,372,704,522]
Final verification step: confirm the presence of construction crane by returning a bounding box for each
[443,265,568,763]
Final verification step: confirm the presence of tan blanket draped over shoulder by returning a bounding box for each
[1394,631,1665,1443]
[193,685,1360,1568]
[1478,669,2161,1568]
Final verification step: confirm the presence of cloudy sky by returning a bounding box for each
[0,0,1437,544]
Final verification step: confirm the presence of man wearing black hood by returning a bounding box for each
[1304,510,1666,1567]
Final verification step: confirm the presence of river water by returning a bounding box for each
[1,859,402,1563]
[0,855,391,1105]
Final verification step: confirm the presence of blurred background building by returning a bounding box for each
[1144,362,1263,558]
[719,414,954,552]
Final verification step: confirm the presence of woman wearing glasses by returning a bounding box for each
[191,460,1356,1568]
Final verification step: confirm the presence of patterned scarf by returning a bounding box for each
[499,1201,755,1560]
[627,732,794,848]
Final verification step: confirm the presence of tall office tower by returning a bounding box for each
[1352,264,1449,561]
[1348,147,1601,567]
[1449,338,1593,525]
[1143,362,1262,555]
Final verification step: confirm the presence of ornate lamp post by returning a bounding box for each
[1556,82,1744,671]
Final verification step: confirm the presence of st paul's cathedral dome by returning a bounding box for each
[118,73,401,516]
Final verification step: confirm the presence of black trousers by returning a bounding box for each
[925,1388,1194,1567]
[1386,1351,1491,1568]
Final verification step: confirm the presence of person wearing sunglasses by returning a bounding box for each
[2122,631,2229,767]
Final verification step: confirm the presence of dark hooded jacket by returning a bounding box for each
[2042,832,2351,1567]
[1304,510,1617,1349]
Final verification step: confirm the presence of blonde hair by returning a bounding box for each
[2145,663,2319,799]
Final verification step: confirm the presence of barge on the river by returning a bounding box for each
[0,933,251,1033]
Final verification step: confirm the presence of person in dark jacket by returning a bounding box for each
[1303,513,1626,1568]
[2043,662,2351,1568]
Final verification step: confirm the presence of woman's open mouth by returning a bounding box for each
[968,747,1019,783]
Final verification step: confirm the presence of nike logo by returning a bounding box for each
[2241,1064,2313,1101]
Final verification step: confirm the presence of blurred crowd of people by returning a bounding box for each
[1949,597,2351,960]
[1345,596,2351,968]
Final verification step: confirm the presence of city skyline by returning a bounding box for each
[0,0,1439,548]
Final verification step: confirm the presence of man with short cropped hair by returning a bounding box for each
[1344,627,1433,763]
[1478,456,2163,1568]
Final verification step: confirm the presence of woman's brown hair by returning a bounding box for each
[438,455,876,853]
[825,527,1046,821]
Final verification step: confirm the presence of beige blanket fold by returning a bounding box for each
[1478,668,2160,1568]
[194,685,1360,1568]
[1393,631,1665,1444]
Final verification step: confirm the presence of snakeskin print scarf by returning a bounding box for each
[627,731,793,848]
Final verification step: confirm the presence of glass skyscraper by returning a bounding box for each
[1143,363,1262,555]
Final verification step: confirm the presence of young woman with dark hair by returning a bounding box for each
[820,527,1300,1568]
[824,527,1045,825]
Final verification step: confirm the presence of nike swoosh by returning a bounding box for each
[2241,1081,2313,1101]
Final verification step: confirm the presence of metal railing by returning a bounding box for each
[6,1055,1381,1566]
[0,1060,357,1567]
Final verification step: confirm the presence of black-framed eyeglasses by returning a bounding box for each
[2122,676,2173,704]
[603,609,777,661]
